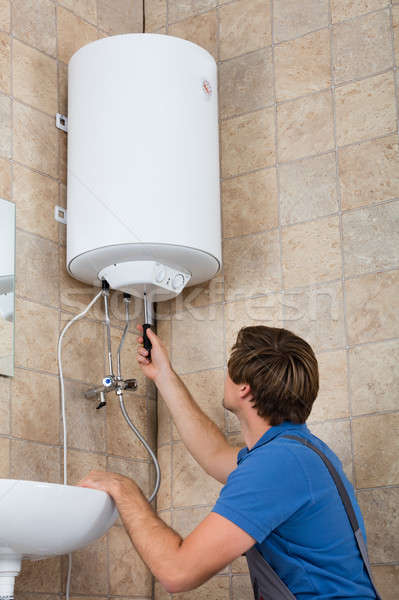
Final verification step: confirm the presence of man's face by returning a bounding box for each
[222,372,240,414]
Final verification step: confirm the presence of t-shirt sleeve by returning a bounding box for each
[211,445,313,544]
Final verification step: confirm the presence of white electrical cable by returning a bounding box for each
[57,289,103,600]
[57,288,161,598]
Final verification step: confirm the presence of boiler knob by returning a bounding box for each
[155,265,166,283]
[172,273,185,290]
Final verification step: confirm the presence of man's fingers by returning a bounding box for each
[138,347,148,357]
[137,355,149,365]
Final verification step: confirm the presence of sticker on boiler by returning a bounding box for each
[201,79,213,100]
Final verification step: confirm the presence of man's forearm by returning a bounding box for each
[154,368,233,481]
[113,478,186,593]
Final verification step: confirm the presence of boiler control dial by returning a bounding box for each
[172,273,185,290]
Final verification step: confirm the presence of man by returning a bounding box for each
[79,325,379,599]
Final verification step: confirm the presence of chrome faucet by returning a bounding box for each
[84,280,138,408]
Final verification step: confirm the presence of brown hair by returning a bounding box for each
[227,326,319,425]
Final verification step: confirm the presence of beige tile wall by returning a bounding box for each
[0,1,158,599]
[146,1,399,598]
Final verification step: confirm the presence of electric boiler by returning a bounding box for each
[66,33,222,302]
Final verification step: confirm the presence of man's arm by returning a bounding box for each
[136,326,242,484]
[79,472,255,593]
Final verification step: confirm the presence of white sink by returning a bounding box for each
[0,479,118,596]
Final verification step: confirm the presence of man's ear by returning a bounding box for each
[239,383,253,400]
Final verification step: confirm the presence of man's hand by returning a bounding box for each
[136,325,173,383]
[77,470,138,500]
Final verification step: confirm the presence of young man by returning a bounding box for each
[79,325,379,599]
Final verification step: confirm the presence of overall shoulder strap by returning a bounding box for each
[282,434,381,600]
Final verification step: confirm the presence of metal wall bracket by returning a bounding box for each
[54,205,67,224]
[56,113,68,132]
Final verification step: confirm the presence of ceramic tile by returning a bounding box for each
[0,30,10,94]
[331,0,389,23]
[157,444,171,510]
[279,153,338,226]
[353,413,399,487]
[144,0,167,31]
[283,281,346,353]
[357,487,399,563]
[13,38,57,115]
[157,394,172,446]
[108,455,152,498]
[63,379,106,453]
[10,438,60,482]
[223,230,281,301]
[97,0,143,35]
[0,437,9,477]
[282,216,341,289]
[393,5,399,65]
[219,47,273,118]
[342,201,399,276]
[180,271,224,311]
[108,526,152,596]
[169,10,217,58]
[309,420,353,482]
[275,29,331,102]
[371,565,399,600]
[0,93,11,158]
[62,536,107,595]
[106,394,150,459]
[338,134,399,210]
[335,72,396,147]
[0,376,10,435]
[221,107,275,178]
[0,0,10,32]
[11,368,60,444]
[15,297,59,373]
[345,270,399,345]
[173,576,230,599]
[57,6,98,64]
[59,314,104,384]
[232,575,253,599]
[13,163,59,242]
[277,91,334,162]
[175,369,225,437]
[173,442,222,507]
[171,304,224,373]
[222,168,278,238]
[12,0,56,56]
[333,9,392,84]
[172,506,211,538]
[15,557,61,593]
[67,449,106,485]
[349,340,399,415]
[273,0,329,43]
[308,350,349,422]
[168,0,216,23]
[13,101,58,177]
[59,0,97,24]
[0,156,11,198]
[15,230,59,307]
[219,0,271,61]
[224,295,284,356]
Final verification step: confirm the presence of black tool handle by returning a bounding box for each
[143,323,152,361]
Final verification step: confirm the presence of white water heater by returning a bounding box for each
[66,33,222,302]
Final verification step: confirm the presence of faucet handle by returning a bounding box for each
[124,378,138,391]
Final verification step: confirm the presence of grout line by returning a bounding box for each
[389,1,399,136]
[8,0,14,481]
[328,0,357,489]
[271,0,285,326]
[219,66,395,122]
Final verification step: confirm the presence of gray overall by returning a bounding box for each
[245,435,382,600]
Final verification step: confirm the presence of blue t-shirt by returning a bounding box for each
[212,421,376,599]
